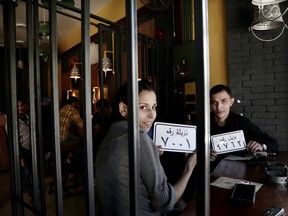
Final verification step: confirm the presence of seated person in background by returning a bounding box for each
[210,84,278,170]
[92,98,111,134]
[95,79,197,215]
[18,99,33,201]
[41,96,53,161]
[92,98,111,159]
[60,96,83,163]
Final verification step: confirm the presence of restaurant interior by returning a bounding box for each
[0,0,288,215]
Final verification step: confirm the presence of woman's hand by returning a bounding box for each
[185,152,197,171]
[156,145,164,156]
[210,150,217,161]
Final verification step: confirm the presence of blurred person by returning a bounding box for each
[92,98,111,134]
[41,96,53,161]
[22,99,29,114]
[18,99,33,202]
[59,96,83,163]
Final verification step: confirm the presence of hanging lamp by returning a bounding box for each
[70,63,81,80]
[249,1,288,42]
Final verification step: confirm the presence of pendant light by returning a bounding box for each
[70,63,81,80]
[17,47,25,69]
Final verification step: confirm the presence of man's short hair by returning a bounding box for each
[210,84,233,98]
[96,99,109,108]
[67,96,79,105]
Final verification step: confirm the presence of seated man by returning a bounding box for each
[210,84,278,170]
[60,96,83,163]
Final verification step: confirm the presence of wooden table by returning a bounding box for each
[181,152,288,216]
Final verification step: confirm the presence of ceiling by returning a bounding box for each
[0,0,113,46]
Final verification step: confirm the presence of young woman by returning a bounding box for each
[95,79,197,216]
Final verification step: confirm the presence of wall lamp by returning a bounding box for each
[92,86,108,104]
[70,62,81,80]
[102,31,115,77]
[102,50,114,77]
[249,0,288,42]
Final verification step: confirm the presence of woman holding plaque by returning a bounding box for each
[95,79,197,216]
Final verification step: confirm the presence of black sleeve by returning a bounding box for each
[240,116,278,152]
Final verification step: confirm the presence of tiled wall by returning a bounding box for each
[226,0,288,150]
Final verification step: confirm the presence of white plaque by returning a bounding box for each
[211,130,246,154]
[153,122,196,153]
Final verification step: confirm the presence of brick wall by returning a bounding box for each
[226,0,288,150]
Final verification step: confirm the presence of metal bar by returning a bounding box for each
[49,1,64,215]
[36,1,120,29]
[194,0,211,215]
[26,0,42,211]
[98,25,105,102]
[126,0,140,215]
[3,0,23,215]
[114,30,122,88]
[118,27,124,86]
[33,0,47,212]
[80,0,95,215]
[55,1,120,28]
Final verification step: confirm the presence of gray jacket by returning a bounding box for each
[95,120,176,216]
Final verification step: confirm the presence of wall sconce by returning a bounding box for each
[249,0,288,42]
[67,89,79,100]
[92,86,109,104]
[70,62,81,80]
[66,90,72,100]
[102,51,114,77]
[92,87,98,104]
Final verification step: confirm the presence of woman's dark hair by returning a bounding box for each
[93,79,156,156]
[109,79,155,123]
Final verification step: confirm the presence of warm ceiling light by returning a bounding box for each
[16,23,26,28]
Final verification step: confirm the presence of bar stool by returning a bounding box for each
[48,145,84,196]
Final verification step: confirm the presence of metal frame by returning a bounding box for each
[2,0,210,215]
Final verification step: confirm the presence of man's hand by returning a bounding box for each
[246,140,264,152]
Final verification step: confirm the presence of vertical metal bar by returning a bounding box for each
[81,0,95,215]
[118,28,124,86]
[194,0,210,216]
[114,30,121,88]
[126,0,140,215]
[33,0,47,212]
[3,0,23,215]
[98,24,104,101]
[49,0,64,215]
[26,0,41,211]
